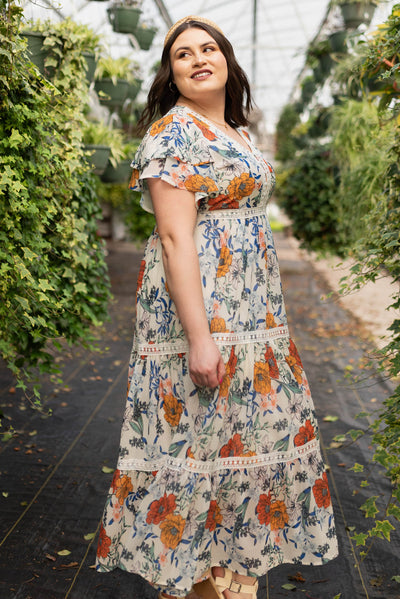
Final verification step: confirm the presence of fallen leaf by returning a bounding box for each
[323,415,339,422]
[57,549,71,556]
[2,492,9,498]
[84,532,96,541]
[288,572,305,583]
[45,554,56,561]
[28,430,37,437]
[9,387,16,394]
[102,466,114,474]
[59,562,79,569]
[281,583,297,591]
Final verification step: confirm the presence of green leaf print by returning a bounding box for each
[273,435,290,452]
[130,414,143,436]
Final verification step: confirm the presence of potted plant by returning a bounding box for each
[334,0,380,29]
[329,29,348,53]
[94,56,140,108]
[307,39,334,82]
[83,122,125,175]
[301,76,317,104]
[107,1,142,35]
[101,139,140,183]
[132,23,157,51]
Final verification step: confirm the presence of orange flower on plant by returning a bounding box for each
[210,317,227,333]
[266,313,276,329]
[264,346,279,379]
[146,493,176,525]
[160,513,186,550]
[189,114,218,141]
[254,361,271,395]
[163,393,183,427]
[205,500,223,531]
[256,491,272,526]
[129,167,139,189]
[294,419,316,447]
[220,432,244,457]
[270,500,289,531]
[227,173,255,200]
[150,113,173,136]
[312,472,331,508]
[184,174,218,195]
[208,194,239,211]
[217,245,233,278]
[97,523,111,558]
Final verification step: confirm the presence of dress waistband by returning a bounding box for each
[197,204,267,220]
[135,325,289,356]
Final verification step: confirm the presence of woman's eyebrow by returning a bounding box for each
[174,40,216,56]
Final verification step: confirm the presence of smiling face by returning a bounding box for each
[169,27,228,105]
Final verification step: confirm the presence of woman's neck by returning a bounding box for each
[177,95,226,126]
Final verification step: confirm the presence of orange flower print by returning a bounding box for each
[217,245,233,278]
[184,174,218,194]
[254,361,271,395]
[205,500,223,531]
[264,346,279,379]
[146,493,176,525]
[136,258,146,299]
[313,472,331,508]
[112,472,133,506]
[220,432,244,457]
[129,167,139,189]
[97,523,112,558]
[219,374,231,399]
[150,113,173,136]
[294,419,316,447]
[285,355,303,385]
[227,173,255,200]
[226,346,238,378]
[208,194,239,211]
[288,338,303,368]
[160,513,186,550]
[189,114,218,141]
[266,313,276,329]
[210,317,227,333]
[256,491,272,525]
[270,500,289,531]
[163,393,183,427]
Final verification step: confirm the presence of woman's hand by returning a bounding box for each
[189,336,225,389]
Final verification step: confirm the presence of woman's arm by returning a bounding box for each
[148,178,225,389]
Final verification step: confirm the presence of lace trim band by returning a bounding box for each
[136,325,289,356]
[118,438,319,473]
[197,204,267,220]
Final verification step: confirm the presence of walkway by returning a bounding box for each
[0,232,399,599]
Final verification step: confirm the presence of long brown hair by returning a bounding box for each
[137,19,253,133]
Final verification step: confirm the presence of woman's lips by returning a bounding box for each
[191,70,212,80]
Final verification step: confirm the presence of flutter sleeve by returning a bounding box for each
[129,113,217,213]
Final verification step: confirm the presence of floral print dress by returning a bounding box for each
[96,105,338,596]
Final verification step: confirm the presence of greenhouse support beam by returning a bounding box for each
[153,0,173,28]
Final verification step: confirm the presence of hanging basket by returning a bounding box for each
[329,30,348,53]
[107,6,142,34]
[84,144,111,175]
[126,79,142,102]
[22,31,47,75]
[133,25,157,50]
[340,2,376,29]
[94,78,129,108]
[319,53,334,76]
[301,79,316,104]
[101,159,132,183]
[83,52,97,83]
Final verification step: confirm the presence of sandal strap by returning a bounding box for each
[214,570,258,596]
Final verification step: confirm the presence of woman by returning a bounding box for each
[96,15,338,599]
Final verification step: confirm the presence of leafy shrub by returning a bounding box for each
[0,3,111,395]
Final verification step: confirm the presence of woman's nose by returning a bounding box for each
[192,52,206,66]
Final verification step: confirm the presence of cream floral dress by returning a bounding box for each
[96,105,338,596]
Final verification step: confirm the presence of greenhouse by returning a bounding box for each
[0,0,399,597]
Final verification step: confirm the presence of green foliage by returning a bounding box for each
[95,55,140,84]
[275,104,300,162]
[0,3,111,395]
[96,182,155,243]
[276,145,341,254]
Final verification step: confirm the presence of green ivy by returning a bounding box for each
[0,2,111,397]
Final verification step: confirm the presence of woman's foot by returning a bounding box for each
[211,567,258,599]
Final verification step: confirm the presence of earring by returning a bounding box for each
[169,81,176,92]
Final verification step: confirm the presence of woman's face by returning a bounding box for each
[169,27,228,104]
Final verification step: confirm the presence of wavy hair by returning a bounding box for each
[137,19,253,132]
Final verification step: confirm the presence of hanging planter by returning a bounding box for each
[329,30,348,53]
[126,78,142,101]
[301,77,316,104]
[94,78,129,108]
[21,31,47,75]
[339,2,377,29]
[133,24,157,50]
[84,145,111,175]
[107,4,142,34]
[83,51,97,83]
[101,159,132,183]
